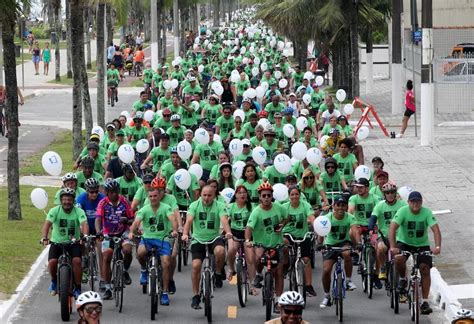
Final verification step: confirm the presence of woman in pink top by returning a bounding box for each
[398,80,415,138]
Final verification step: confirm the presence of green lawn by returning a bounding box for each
[20,130,80,176]
[0,185,59,296]
[15,52,33,65]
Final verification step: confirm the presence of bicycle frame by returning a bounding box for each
[57,244,73,301]
[332,255,346,300]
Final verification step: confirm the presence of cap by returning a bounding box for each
[274,112,282,118]
[337,115,348,122]
[134,111,144,120]
[372,156,383,164]
[89,133,100,141]
[242,97,252,104]
[116,129,125,136]
[242,138,251,146]
[106,123,116,129]
[210,94,220,101]
[300,109,309,116]
[143,174,154,183]
[408,191,423,201]
[162,108,172,116]
[289,92,296,97]
[219,162,232,171]
[354,178,370,187]
[285,174,297,182]
[160,133,170,140]
[188,76,197,82]
[376,170,389,178]
[87,142,99,150]
[334,196,348,205]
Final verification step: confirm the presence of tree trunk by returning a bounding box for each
[161,9,167,59]
[54,7,61,81]
[173,0,179,56]
[106,3,113,46]
[0,24,4,85]
[96,2,106,128]
[293,37,307,70]
[85,7,92,70]
[156,0,162,63]
[365,28,374,94]
[349,2,360,99]
[213,0,220,27]
[66,0,73,78]
[71,0,84,160]
[2,19,22,220]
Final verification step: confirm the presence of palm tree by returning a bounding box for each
[65,0,73,78]
[0,0,26,220]
[51,0,62,81]
[96,0,106,128]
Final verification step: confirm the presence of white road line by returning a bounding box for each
[433,209,452,215]
[0,146,6,153]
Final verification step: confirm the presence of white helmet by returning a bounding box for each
[62,172,77,183]
[76,291,103,310]
[278,291,305,306]
[454,309,473,319]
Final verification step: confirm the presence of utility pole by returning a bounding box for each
[391,0,403,115]
[173,0,179,57]
[420,0,433,145]
[410,0,418,137]
[151,0,158,69]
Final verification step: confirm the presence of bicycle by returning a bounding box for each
[177,210,189,272]
[359,232,377,299]
[286,232,314,304]
[386,250,400,314]
[83,235,99,292]
[104,234,125,313]
[108,85,118,107]
[134,61,143,77]
[233,237,249,308]
[257,246,280,321]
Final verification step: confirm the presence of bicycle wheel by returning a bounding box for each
[337,273,343,322]
[88,251,97,291]
[150,268,158,320]
[367,249,374,299]
[177,238,182,272]
[411,280,420,323]
[296,260,306,304]
[264,272,273,321]
[236,258,247,307]
[114,262,124,312]
[393,270,400,314]
[183,242,189,266]
[204,271,212,323]
[110,88,115,107]
[59,265,72,321]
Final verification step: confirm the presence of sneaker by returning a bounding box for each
[160,293,170,306]
[396,133,404,138]
[169,280,176,295]
[99,280,106,292]
[373,277,383,290]
[191,294,201,309]
[305,285,317,297]
[320,296,332,308]
[214,273,223,288]
[397,278,408,294]
[140,269,148,285]
[273,300,280,314]
[352,253,360,266]
[346,281,357,291]
[378,268,387,280]
[420,301,433,315]
[123,271,132,285]
[103,288,113,300]
[253,274,263,289]
[115,96,118,102]
[399,293,408,303]
[48,281,57,296]
[73,288,82,299]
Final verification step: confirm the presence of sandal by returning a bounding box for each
[226,269,236,281]
[249,285,259,296]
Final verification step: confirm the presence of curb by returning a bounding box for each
[430,267,463,323]
[0,246,49,324]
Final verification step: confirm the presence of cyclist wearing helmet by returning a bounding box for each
[76,178,105,235]
[95,178,134,300]
[166,114,186,147]
[265,291,308,324]
[76,157,104,190]
[54,172,86,205]
[41,188,89,299]
[129,178,178,306]
[368,181,407,288]
[131,173,154,212]
[116,163,143,202]
[245,182,290,313]
[127,111,150,149]
[78,134,107,159]
[320,157,347,198]
[76,291,103,324]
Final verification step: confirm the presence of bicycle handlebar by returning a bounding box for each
[286,232,314,244]
[399,250,433,257]
[192,236,225,245]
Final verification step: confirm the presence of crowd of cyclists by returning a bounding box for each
[39,8,446,323]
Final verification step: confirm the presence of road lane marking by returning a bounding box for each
[227,305,237,318]
[433,209,452,215]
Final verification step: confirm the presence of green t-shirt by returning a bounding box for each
[143,68,154,84]
[215,116,234,141]
[117,176,143,202]
[166,125,186,147]
[263,165,290,185]
[227,203,252,231]
[181,104,197,126]
[372,199,407,237]
[107,140,128,158]
[107,69,120,86]
[324,212,356,246]
[188,199,227,244]
[143,193,179,212]
[301,182,324,207]
[369,185,383,199]
[169,104,184,116]
[194,141,223,171]
[133,186,148,209]
[132,100,154,112]
[167,173,200,207]
[348,193,381,226]
[264,102,285,123]
[261,140,279,160]
[182,84,203,96]
[76,171,103,190]
[136,203,173,240]
[203,103,222,123]
[46,206,87,243]
[243,122,257,138]
[128,126,149,148]
[150,146,171,173]
[247,204,288,248]
[231,127,246,140]
[392,206,437,247]
[235,179,262,205]
[282,201,313,238]
[236,80,250,96]
[333,153,357,182]
[320,171,344,194]
[54,187,86,205]
[159,97,173,109]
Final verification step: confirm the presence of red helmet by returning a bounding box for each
[257,181,273,193]
[382,181,397,192]
[258,110,268,118]
[151,177,166,189]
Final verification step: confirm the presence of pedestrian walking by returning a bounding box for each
[41,42,51,76]
[32,42,41,75]
[397,80,416,138]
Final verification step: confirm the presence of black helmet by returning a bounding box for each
[324,157,338,171]
[59,187,76,199]
[80,157,95,168]
[104,178,120,192]
[85,178,100,190]
[87,141,99,151]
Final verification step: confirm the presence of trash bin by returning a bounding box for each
[51,31,57,44]
[15,45,21,57]
[62,30,67,40]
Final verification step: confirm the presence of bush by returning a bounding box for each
[30,25,51,39]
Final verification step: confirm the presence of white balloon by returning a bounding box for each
[344,104,354,115]
[232,161,246,179]
[283,124,295,138]
[170,79,179,89]
[144,110,155,122]
[198,65,205,73]
[249,46,255,53]
[252,146,267,165]
[31,188,48,210]
[279,79,288,89]
[291,142,308,161]
[257,118,271,129]
[233,109,245,123]
[260,81,269,91]
[303,71,314,80]
[191,101,200,112]
[273,183,289,202]
[254,57,261,65]
[398,186,414,202]
[357,126,370,140]
[320,135,329,148]
[230,73,240,83]
[354,165,371,180]
[255,86,265,98]
[163,80,172,90]
[296,116,308,131]
[117,144,135,164]
[274,153,292,174]
[120,110,131,119]
[177,140,192,160]
[221,188,235,204]
[274,71,282,80]
[213,133,222,144]
[136,139,150,153]
[242,57,249,65]
[240,46,246,54]
[231,69,240,76]
[174,56,182,65]
[315,75,324,86]
[194,128,210,145]
[246,88,257,99]
[336,89,347,102]
[41,151,63,176]
[214,85,224,96]
[313,216,331,236]
[189,164,203,180]
[127,117,133,126]
[229,139,243,156]
[306,147,322,165]
[174,169,192,190]
[251,67,259,77]
[302,94,311,105]
[260,63,268,71]
[211,81,222,91]
[91,126,104,141]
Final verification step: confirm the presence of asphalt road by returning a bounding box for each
[10,250,439,324]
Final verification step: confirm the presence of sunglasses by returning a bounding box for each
[235,121,242,124]
[163,114,171,117]
[384,190,397,194]
[143,181,152,185]
[261,194,272,198]
[88,190,99,194]
[84,305,102,314]
[283,308,303,315]
[303,176,314,180]
[326,165,336,169]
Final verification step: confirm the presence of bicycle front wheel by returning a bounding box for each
[114,262,124,312]
[88,251,97,292]
[236,258,247,307]
[264,272,274,321]
[150,268,158,320]
[337,273,343,322]
[367,249,374,299]
[296,260,306,304]
[204,271,212,323]
[177,238,182,272]
[59,265,72,322]
[411,280,420,323]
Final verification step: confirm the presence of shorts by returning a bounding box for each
[140,238,172,257]
[101,233,132,252]
[231,228,245,240]
[256,246,284,267]
[322,241,352,261]
[284,235,312,259]
[191,237,225,261]
[48,242,82,260]
[396,242,432,268]
[404,108,415,118]
[32,55,40,64]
